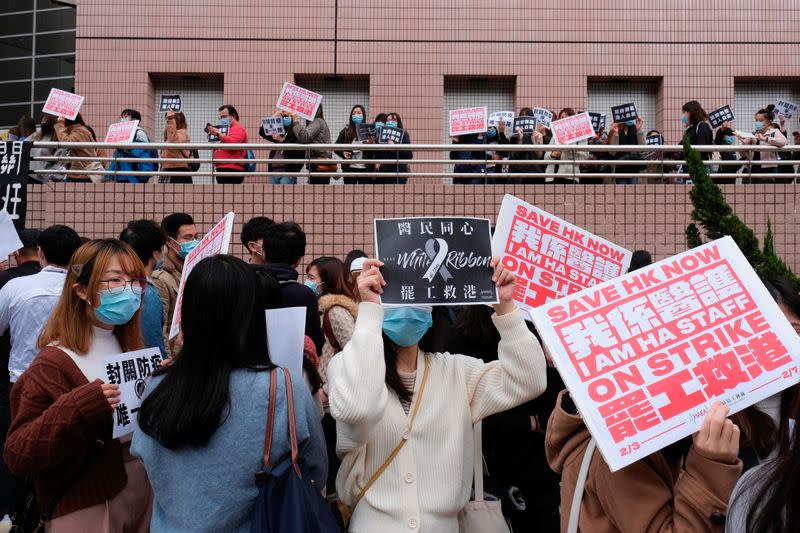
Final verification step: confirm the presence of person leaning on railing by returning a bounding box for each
[159,108,193,184]
[25,114,67,184]
[290,105,333,185]
[53,114,104,183]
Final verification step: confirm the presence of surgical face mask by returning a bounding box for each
[282,116,292,127]
[374,121,385,130]
[120,116,130,122]
[385,121,398,128]
[724,135,735,145]
[754,121,764,131]
[219,117,230,126]
[487,127,497,139]
[382,307,433,347]
[94,286,142,326]
[172,238,199,258]
[351,114,364,125]
[681,115,689,126]
[625,120,636,127]
[304,280,318,294]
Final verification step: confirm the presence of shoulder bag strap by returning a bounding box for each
[281,368,302,479]
[350,356,430,510]
[472,421,485,502]
[567,438,596,533]
[322,310,342,353]
[262,369,279,468]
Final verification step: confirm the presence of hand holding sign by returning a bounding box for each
[102,383,121,408]
[489,257,517,316]
[357,259,386,305]
[693,402,740,465]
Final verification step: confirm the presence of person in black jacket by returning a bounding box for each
[371,111,412,184]
[450,132,491,184]
[335,104,376,184]
[507,107,546,183]
[259,222,324,354]
[681,101,713,160]
[259,112,305,184]
[713,121,741,183]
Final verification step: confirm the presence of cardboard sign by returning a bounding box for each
[207,124,228,143]
[533,108,554,129]
[104,348,163,439]
[104,120,139,144]
[492,194,631,313]
[374,217,499,306]
[42,88,84,120]
[645,133,664,145]
[261,116,285,136]
[0,209,23,259]
[0,141,29,229]
[169,212,235,340]
[489,111,515,132]
[378,126,405,144]
[551,112,596,145]
[449,107,488,136]
[774,99,798,120]
[589,113,607,133]
[531,236,800,471]
[611,102,638,124]
[276,82,323,122]
[709,106,735,129]
[356,123,378,141]
[159,95,182,112]
[265,307,306,381]
[513,116,538,134]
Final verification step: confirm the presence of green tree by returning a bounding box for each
[683,137,800,288]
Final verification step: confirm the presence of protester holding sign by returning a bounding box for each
[327,257,547,532]
[737,105,788,179]
[713,121,742,181]
[335,105,374,183]
[25,115,67,183]
[160,108,193,184]
[681,101,714,163]
[608,116,646,184]
[259,112,304,185]
[132,255,327,533]
[107,109,158,184]
[371,112,412,184]
[450,132,490,184]
[53,114,103,183]
[291,106,333,185]
[5,239,153,529]
[509,107,546,182]
[206,104,248,184]
[545,108,589,183]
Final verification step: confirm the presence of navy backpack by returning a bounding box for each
[250,368,341,533]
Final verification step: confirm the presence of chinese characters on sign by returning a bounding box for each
[492,194,632,313]
[0,141,29,229]
[159,95,182,112]
[589,113,607,133]
[104,120,140,144]
[513,117,538,134]
[488,111,515,131]
[531,237,800,471]
[378,126,405,144]
[261,116,285,136]
[276,82,323,122]
[356,123,378,141]
[611,102,638,124]
[104,348,163,439]
[551,112,596,145]
[375,217,498,305]
[42,88,84,120]
[774,99,798,120]
[708,106,735,129]
[449,107,488,137]
[533,108,554,129]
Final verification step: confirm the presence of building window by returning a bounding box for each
[587,80,660,131]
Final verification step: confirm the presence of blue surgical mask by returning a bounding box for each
[374,121,385,130]
[94,286,142,326]
[304,280,318,294]
[351,114,364,125]
[282,116,292,127]
[220,117,230,127]
[487,127,497,139]
[382,307,433,347]
[154,256,165,270]
[175,239,199,258]
[120,116,130,122]
[385,121,398,128]
[724,135,735,145]
[681,115,689,126]
[754,121,764,131]
[625,120,636,127]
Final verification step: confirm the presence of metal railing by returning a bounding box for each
[28,141,800,182]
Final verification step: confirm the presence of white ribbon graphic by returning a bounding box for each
[422,238,453,282]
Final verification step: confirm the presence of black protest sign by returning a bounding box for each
[0,141,29,229]
[356,123,378,141]
[611,102,638,123]
[159,95,182,112]
[513,116,538,133]
[207,124,228,142]
[645,133,663,145]
[374,217,499,306]
[378,126,405,144]
[589,112,607,132]
[708,105,735,129]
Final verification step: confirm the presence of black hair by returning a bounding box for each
[628,250,652,272]
[17,228,40,252]
[382,330,434,403]
[241,216,274,248]
[519,107,533,117]
[375,113,388,123]
[118,219,167,267]
[138,255,272,449]
[161,212,195,240]
[757,105,775,123]
[385,112,404,129]
[38,224,82,267]
[345,104,367,141]
[121,109,142,122]
[261,222,306,266]
[344,249,368,270]
[219,104,239,121]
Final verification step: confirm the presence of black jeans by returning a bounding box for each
[161,167,193,184]
[215,167,244,184]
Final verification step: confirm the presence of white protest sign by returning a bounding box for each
[261,116,285,136]
[276,82,323,122]
[103,347,164,439]
[531,236,800,472]
[488,111,515,131]
[42,88,84,121]
[533,108,553,129]
[449,107,488,136]
[0,210,23,259]
[104,120,139,144]
[265,307,306,380]
[774,99,798,120]
[492,194,631,313]
[169,212,235,340]
[551,112,596,145]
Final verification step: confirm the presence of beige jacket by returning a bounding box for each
[151,254,182,356]
[160,118,191,170]
[317,293,358,389]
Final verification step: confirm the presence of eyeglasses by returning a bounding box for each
[100,278,146,295]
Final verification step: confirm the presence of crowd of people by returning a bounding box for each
[0,213,796,532]
[9,100,799,185]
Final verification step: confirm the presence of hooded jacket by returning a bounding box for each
[545,390,741,533]
[317,293,358,389]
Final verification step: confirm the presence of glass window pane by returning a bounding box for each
[36,9,75,33]
[0,104,31,129]
[0,58,32,79]
[35,54,73,78]
[0,1,34,14]
[0,35,32,58]
[0,81,31,102]
[0,13,33,36]
[34,78,72,101]
[35,30,74,55]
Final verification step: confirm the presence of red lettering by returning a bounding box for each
[647,369,706,420]
[647,352,675,376]
[588,377,616,402]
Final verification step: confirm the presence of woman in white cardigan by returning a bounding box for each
[327,257,547,532]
